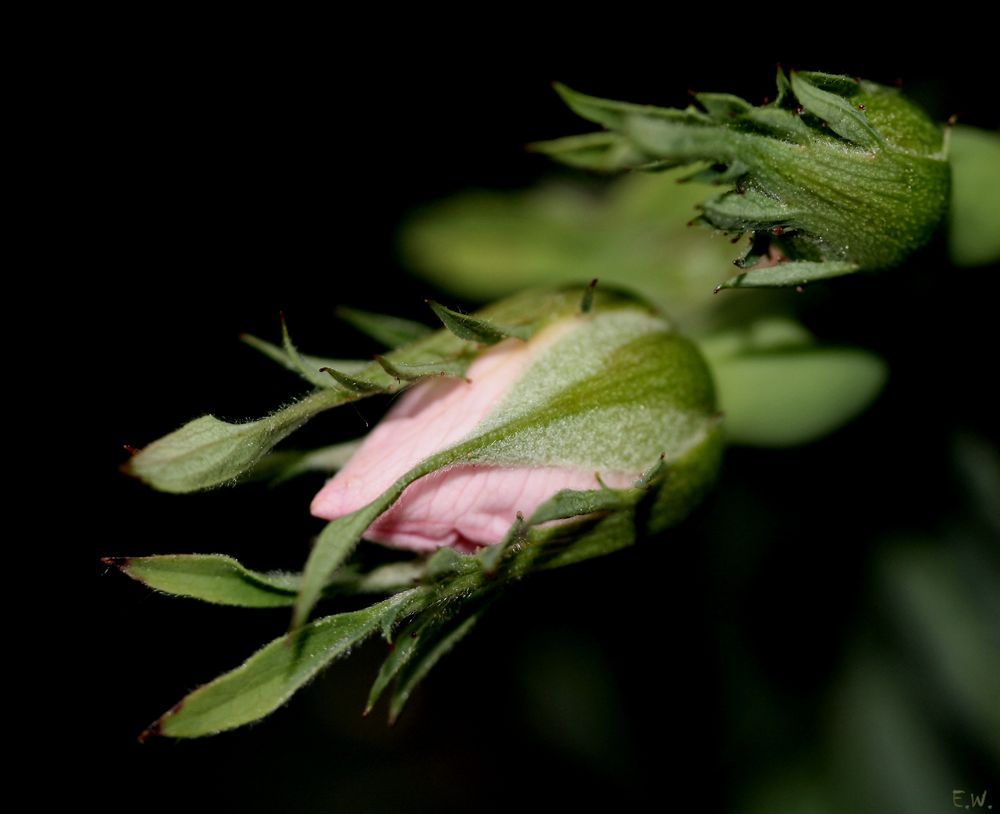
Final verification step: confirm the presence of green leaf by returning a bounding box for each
[336,306,433,348]
[143,590,420,739]
[105,553,424,606]
[427,300,532,344]
[947,125,1000,267]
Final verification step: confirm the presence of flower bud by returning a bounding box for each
[311,302,721,552]
[536,70,950,289]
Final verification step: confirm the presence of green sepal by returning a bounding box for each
[789,71,881,150]
[141,590,423,740]
[104,553,424,607]
[143,409,723,736]
[320,365,390,394]
[128,287,640,494]
[427,300,533,344]
[240,332,368,385]
[527,131,649,172]
[717,260,860,291]
[374,354,471,382]
[123,391,346,494]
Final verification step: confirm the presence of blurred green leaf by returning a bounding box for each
[739,768,834,814]
[702,318,887,446]
[399,170,757,334]
[829,655,954,814]
[952,431,1000,533]
[880,544,1000,761]
[948,125,1000,267]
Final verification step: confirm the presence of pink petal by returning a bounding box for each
[363,464,635,551]
[309,331,634,551]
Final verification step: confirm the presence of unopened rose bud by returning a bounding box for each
[311,301,721,553]
[114,286,726,737]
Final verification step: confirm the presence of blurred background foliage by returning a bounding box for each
[86,44,998,813]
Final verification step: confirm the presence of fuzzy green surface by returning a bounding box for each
[539,71,950,285]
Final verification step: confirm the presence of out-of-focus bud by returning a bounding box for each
[535,70,950,290]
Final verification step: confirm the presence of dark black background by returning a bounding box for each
[64,34,998,812]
